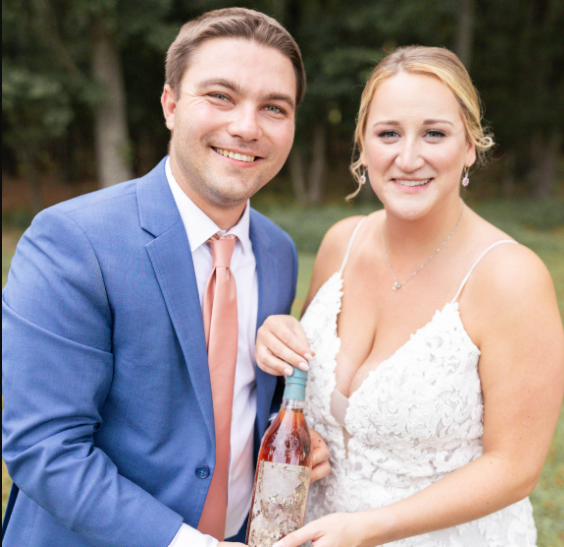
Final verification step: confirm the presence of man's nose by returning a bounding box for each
[395,139,425,172]
[227,104,263,141]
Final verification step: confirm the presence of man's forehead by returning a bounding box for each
[181,37,297,105]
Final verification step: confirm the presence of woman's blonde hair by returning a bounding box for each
[349,46,494,198]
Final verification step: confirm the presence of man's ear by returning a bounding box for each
[161,84,177,131]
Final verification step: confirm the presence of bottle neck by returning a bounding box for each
[281,398,305,411]
[282,380,306,404]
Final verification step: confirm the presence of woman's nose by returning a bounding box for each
[395,140,425,172]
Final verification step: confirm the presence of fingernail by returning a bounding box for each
[272,542,284,547]
[284,367,294,376]
[298,362,309,371]
[304,352,313,360]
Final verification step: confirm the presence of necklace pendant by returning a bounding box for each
[392,282,400,291]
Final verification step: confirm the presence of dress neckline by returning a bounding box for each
[330,287,477,402]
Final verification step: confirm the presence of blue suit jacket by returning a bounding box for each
[2,159,297,547]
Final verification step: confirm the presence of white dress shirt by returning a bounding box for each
[165,158,259,547]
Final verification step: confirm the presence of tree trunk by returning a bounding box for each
[289,148,309,205]
[531,132,562,199]
[91,30,133,188]
[455,0,476,69]
[307,124,327,205]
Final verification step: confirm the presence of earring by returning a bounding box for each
[359,168,367,185]
[462,166,470,187]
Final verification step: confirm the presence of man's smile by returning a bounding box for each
[212,146,261,163]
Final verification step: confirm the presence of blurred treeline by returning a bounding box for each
[3,0,564,213]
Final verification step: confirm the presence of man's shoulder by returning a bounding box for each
[37,160,168,236]
[52,179,139,220]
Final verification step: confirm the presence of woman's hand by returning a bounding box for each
[272,512,380,547]
[254,315,314,376]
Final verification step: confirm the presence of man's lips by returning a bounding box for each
[212,147,262,163]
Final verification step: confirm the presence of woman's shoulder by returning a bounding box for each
[465,210,551,295]
[302,212,380,311]
[461,212,557,338]
[316,211,382,275]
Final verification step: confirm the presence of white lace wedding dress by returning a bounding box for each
[301,219,537,546]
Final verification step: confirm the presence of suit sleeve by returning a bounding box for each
[2,207,183,547]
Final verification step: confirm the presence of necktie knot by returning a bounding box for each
[208,233,237,269]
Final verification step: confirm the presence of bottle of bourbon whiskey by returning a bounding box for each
[246,368,312,547]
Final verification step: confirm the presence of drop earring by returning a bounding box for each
[359,168,367,186]
[462,166,470,187]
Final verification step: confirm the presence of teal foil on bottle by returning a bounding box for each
[283,368,308,401]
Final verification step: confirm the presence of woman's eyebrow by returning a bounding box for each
[423,119,454,126]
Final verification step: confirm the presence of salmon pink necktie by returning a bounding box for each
[197,233,238,541]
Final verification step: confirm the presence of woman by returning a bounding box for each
[255,46,564,547]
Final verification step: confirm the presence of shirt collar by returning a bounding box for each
[165,157,252,255]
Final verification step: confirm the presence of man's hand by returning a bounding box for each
[310,429,331,483]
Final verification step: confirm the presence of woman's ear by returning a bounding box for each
[466,140,477,168]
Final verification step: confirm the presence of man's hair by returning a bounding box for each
[166,8,306,107]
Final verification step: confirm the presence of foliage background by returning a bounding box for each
[2,0,563,544]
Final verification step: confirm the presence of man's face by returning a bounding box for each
[162,37,297,212]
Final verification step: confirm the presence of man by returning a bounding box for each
[2,8,329,547]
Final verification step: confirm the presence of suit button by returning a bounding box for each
[196,466,210,479]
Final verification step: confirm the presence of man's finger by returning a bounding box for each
[310,461,331,483]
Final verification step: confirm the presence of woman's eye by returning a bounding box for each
[426,130,446,139]
[378,130,399,139]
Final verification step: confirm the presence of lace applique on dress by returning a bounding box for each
[301,234,536,546]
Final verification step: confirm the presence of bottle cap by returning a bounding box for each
[283,367,308,401]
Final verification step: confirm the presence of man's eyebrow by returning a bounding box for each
[197,78,242,94]
[260,92,295,110]
[195,78,295,111]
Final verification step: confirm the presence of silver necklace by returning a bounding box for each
[382,205,464,291]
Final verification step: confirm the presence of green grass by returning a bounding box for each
[2,197,563,543]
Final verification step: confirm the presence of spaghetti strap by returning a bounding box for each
[338,217,367,275]
[451,239,518,303]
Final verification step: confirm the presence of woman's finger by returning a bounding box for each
[255,347,293,376]
[256,329,310,371]
[261,316,315,361]
[272,521,319,547]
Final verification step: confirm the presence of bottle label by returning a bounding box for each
[247,461,311,547]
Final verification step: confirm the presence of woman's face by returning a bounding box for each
[362,71,475,221]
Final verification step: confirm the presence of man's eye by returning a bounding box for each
[210,93,228,101]
[264,105,283,114]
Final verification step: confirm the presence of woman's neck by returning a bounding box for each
[382,199,465,263]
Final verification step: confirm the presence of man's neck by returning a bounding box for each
[169,157,247,232]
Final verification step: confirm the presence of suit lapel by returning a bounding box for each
[137,160,215,444]
[250,211,280,437]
